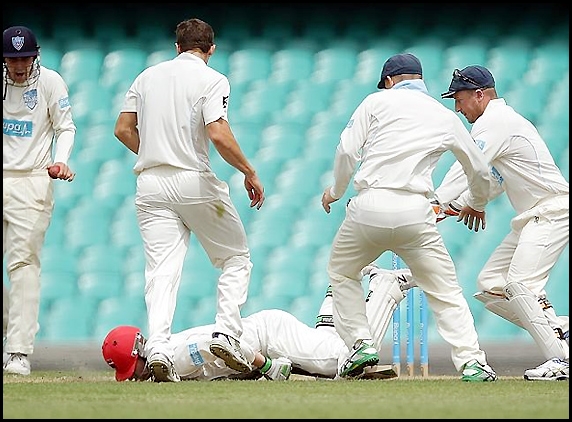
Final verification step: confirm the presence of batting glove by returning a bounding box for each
[260,357,292,381]
[431,200,461,223]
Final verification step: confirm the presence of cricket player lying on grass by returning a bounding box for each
[102,267,410,382]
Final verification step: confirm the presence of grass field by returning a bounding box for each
[3,371,569,419]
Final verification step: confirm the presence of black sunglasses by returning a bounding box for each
[453,69,482,88]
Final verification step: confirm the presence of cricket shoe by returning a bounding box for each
[338,340,379,378]
[148,353,180,383]
[3,353,31,376]
[209,332,252,373]
[461,359,497,382]
[524,358,569,381]
[260,357,292,381]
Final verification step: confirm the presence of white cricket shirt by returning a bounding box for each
[330,80,490,211]
[436,98,569,214]
[120,52,230,174]
[3,66,76,171]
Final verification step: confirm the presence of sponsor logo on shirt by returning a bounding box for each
[491,166,503,185]
[58,96,70,109]
[3,119,33,137]
[188,343,205,366]
[346,118,354,128]
[222,95,229,110]
[23,89,38,110]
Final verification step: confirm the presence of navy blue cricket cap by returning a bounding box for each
[3,26,39,58]
[377,53,423,89]
[441,65,495,98]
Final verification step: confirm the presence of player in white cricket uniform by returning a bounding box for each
[102,268,407,381]
[437,65,569,381]
[321,53,497,381]
[3,26,76,376]
[114,18,265,382]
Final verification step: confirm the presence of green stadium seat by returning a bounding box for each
[241,294,293,317]
[38,44,62,73]
[227,48,273,84]
[269,46,315,83]
[329,79,376,117]
[283,80,336,116]
[52,154,101,214]
[64,198,115,252]
[544,246,569,314]
[443,37,489,75]
[254,122,307,162]
[260,270,309,300]
[50,17,89,46]
[122,246,146,277]
[179,264,219,301]
[77,271,124,301]
[486,37,532,94]
[41,271,77,303]
[235,79,294,124]
[42,296,98,342]
[504,80,553,124]
[178,296,218,327]
[93,158,137,208]
[93,296,147,341]
[41,243,78,276]
[527,39,569,83]
[69,81,114,128]
[146,48,176,67]
[259,14,298,44]
[99,48,148,93]
[273,157,329,205]
[77,244,125,276]
[353,41,404,85]
[60,47,105,91]
[109,196,142,253]
[299,19,337,45]
[208,43,232,75]
[403,37,446,83]
[312,43,359,83]
[288,296,323,327]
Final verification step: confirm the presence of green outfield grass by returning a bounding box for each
[3,371,568,419]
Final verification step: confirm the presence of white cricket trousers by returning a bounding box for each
[477,194,569,296]
[242,309,347,377]
[135,166,252,361]
[3,170,53,355]
[328,189,487,371]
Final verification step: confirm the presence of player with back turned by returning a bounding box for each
[3,25,76,376]
[114,18,265,382]
[321,53,497,381]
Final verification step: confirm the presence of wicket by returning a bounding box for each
[391,253,429,377]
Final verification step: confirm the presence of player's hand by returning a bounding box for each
[321,187,338,214]
[48,162,75,182]
[457,206,486,232]
[244,173,264,210]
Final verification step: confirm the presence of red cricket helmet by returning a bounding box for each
[102,325,145,381]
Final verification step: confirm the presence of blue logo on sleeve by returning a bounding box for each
[58,96,70,109]
[188,343,205,366]
[491,166,503,185]
[3,119,33,137]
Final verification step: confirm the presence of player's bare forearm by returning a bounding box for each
[114,112,140,154]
